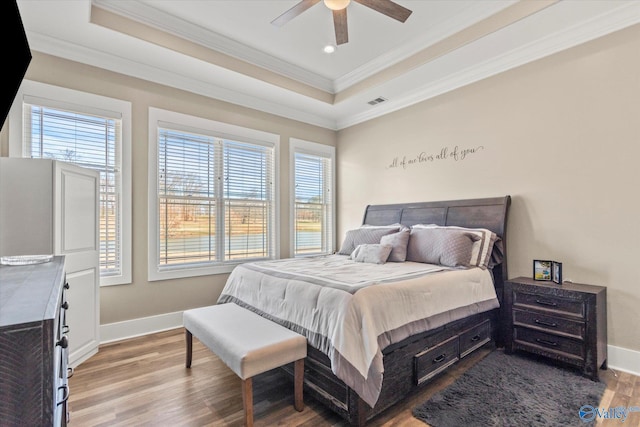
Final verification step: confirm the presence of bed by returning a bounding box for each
[217,195,511,425]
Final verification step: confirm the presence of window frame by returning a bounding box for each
[148,107,280,281]
[8,80,132,286]
[289,138,335,257]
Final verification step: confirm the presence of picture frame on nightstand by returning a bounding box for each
[552,261,563,284]
[533,260,552,281]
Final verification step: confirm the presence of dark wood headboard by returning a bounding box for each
[362,195,512,303]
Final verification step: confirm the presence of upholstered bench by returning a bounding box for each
[183,303,307,427]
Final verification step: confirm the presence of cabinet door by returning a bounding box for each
[54,162,100,367]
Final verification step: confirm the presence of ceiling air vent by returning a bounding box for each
[367,97,387,106]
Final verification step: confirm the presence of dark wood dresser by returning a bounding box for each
[504,276,607,380]
[0,256,70,425]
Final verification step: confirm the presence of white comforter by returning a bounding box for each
[217,255,499,407]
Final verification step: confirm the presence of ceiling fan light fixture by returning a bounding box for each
[324,0,350,11]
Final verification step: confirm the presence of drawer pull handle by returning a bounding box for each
[62,325,70,334]
[536,338,558,347]
[57,384,70,406]
[534,319,557,328]
[471,334,481,342]
[535,299,557,307]
[432,354,446,363]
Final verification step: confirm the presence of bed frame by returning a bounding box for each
[282,195,511,426]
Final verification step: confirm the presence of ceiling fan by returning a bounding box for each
[271,0,412,46]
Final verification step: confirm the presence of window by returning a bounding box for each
[290,139,335,256]
[148,108,279,280]
[9,80,132,286]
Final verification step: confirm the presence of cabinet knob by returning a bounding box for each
[57,336,69,349]
[62,301,69,310]
[64,282,70,289]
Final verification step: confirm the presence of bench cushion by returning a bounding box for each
[183,303,307,379]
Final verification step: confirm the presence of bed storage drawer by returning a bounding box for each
[459,319,491,358]
[414,336,459,385]
[297,354,349,410]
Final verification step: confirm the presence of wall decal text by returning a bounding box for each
[387,145,485,169]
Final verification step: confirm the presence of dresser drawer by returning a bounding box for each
[414,336,459,385]
[513,327,584,361]
[513,309,585,340]
[459,320,491,358]
[513,291,585,318]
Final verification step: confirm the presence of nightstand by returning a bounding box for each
[504,277,607,380]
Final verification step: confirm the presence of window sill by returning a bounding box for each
[148,263,240,282]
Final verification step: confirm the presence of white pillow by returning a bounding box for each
[350,244,393,264]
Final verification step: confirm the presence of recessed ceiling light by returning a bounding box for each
[323,45,336,54]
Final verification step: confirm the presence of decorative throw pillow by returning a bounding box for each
[406,228,479,267]
[380,229,410,262]
[411,224,498,268]
[338,226,400,255]
[350,244,393,264]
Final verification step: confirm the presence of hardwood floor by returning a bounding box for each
[68,328,640,427]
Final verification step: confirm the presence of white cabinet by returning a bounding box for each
[0,158,100,367]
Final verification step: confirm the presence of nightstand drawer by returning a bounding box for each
[513,309,585,340]
[414,336,459,385]
[513,291,585,318]
[514,327,584,360]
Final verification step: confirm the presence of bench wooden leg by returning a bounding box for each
[185,329,193,368]
[242,377,253,427]
[294,358,304,412]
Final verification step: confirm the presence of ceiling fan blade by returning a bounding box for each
[271,0,321,27]
[353,0,412,23]
[333,9,349,45]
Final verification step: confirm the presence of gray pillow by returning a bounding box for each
[380,229,410,262]
[350,244,393,264]
[406,228,479,267]
[338,226,400,255]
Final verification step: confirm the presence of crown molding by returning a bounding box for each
[92,0,335,93]
[25,32,339,130]
[337,1,640,130]
[23,1,640,132]
[333,0,518,93]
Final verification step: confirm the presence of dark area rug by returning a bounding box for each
[413,350,606,427]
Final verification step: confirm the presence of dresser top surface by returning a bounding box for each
[507,276,606,294]
[0,256,65,327]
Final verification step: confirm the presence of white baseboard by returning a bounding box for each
[99,312,640,377]
[100,311,184,344]
[607,345,640,376]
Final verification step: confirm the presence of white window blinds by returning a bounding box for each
[294,150,333,256]
[24,103,124,278]
[157,127,275,269]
